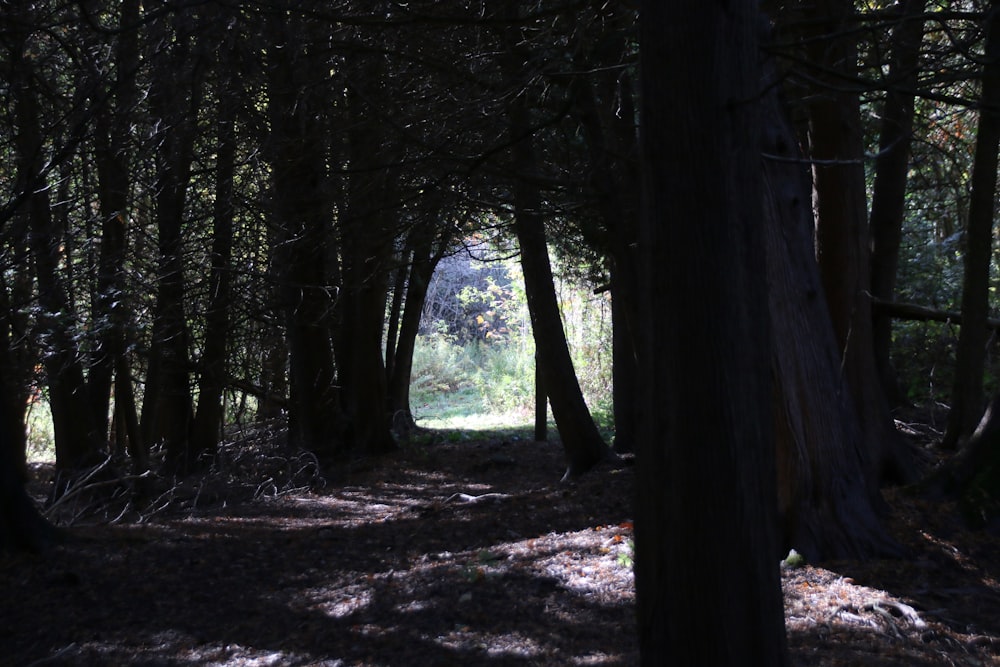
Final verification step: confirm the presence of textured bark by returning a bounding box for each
[869,0,928,406]
[943,2,1000,450]
[87,0,140,445]
[762,75,902,561]
[635,4,789,664]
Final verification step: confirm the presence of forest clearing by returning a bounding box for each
[2,418,998,666]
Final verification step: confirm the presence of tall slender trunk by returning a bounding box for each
[265,15,341,456]
[386,227,446,433]
[191,66,238,466]
[870,0,928,406]
[943,2,1000,450]
[509,112,612,477]
[88,0,140,444]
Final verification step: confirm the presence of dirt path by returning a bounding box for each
[1,429,998,665]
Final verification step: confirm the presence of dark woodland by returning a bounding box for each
[1,1,1000,665]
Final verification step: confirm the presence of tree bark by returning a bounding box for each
[802,0,917,484]
[762,68,903,560]
[869,0,928,406]
[943,2,1000,450]
[635,4,789,664]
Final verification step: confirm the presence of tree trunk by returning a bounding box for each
[943,2,1000,450]
[10,26,103,479]
[635,4,789,664]
[505,5,612,478]
[386,226,446,433]
[570,22,640,454]
[0,389,60,553]
[533,349,547,443]
[930,391,1000,527]
[869,0,928,407]
[142,12,200,472]
[265,12,341,456]
[87,0,140,445]
[802,0,917,484]
[191,61,238,467]
[762,67,903,560]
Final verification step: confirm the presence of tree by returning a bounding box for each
[943,1,1000,450]
[505,4,614,479]
[795,0,917,484]
[0,375,60,552]
[634,3,788,665]
[869,0,928,406]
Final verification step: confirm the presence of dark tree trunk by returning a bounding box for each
[265,12,341,456]
[930,391,1000,527]
[10,27,102,479]
[635,4,789,664]
[533,349,547,443]
[87,0,140,445]
[386,226,446,434]
[0,237,35,478]
[191,64,238,467]
[943,2,1000,450]
[141,11,200,472]
[504,4,612,478]
[869,0,928,407]
[335,78,397,457]
[762,67,903,560]
[802,0,917,484]
[0,389,60,553]
[508,104,612,476]
[570,20,640,454]
[513,195,611,478]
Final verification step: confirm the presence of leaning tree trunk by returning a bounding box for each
[943,1,1000,450]
[570,20,641,454]
[762,69,903,560]
[634,3,789,663]
[869,0,928,406]
[505,6,612,478]
[386,225,447,434]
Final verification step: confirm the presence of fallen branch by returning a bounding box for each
[872,297,1000,330]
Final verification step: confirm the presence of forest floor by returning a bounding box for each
[1,418,999,666]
